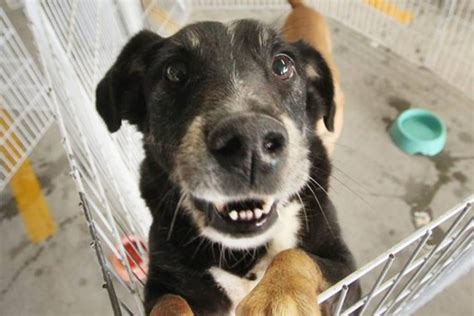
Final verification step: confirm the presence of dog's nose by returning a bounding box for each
[207,114,288,185]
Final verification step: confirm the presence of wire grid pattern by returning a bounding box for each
[193,0,474,99]
[17,0,473,315]
[0,9,54,191]
[22,0,161,313]
[318,196,473,315]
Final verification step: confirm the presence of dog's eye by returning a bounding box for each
[272,54,294,80]
[165,61,187,83]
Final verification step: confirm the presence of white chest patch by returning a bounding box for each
[209,201,302,315]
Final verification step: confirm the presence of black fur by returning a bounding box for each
[96,20,360,315]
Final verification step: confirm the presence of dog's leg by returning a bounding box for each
[149,294,194,316]
[236,249,329,316]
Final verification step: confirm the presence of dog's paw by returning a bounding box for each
[150,294,194,316]
[235,283,320,316]
[236,249,326,316]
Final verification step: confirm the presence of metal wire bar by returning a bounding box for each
[428,234,473,286]
[381,227,474,315]
[383,203,471,314]
[0,8,54,191]
[359,254,395,315]
[373,231,432,314]
[395,231,473,315]
[80,192,123,316]
[415,220,473,294]
[393,217,473,313]
[334,284,349,316]
[319,196,473,304]
[22,3,125,314]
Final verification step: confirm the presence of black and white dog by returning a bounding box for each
[96,17,359,316]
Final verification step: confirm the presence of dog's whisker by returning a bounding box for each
[304,182,336,238]
[307,176,329,196]
[329,164,372,208]
[296,191,310,232]
[210,241,217,262]
[183,232,202,247]
[166,193,187,240]
[191,236,208,260]
[218,244,223,268]
[309,163,361,199]
[251,248,257,264]
[331,163,368,191]
[156,186,177,213]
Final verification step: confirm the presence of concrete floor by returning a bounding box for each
[1,4,473,316]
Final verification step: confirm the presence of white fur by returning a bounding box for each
[209,201,302,314]
[210,267,262,316]
[305,64,320,79]
[187,31,200,48]
[201,224,279,249]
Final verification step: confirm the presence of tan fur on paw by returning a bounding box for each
[150,294,194,316]
[236,249,328,316]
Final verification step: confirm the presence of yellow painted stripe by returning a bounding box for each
[365,0,414,23]
[10,159,57,242]
[1,108,56,242]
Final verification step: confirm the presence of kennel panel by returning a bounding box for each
[23,0,152,313]
[0,9,54,192]
[318,196,472,315]
[21,0,195,313]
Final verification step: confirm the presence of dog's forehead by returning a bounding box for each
[171,20,279,54]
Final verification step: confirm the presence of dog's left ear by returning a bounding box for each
[293,41,335,132]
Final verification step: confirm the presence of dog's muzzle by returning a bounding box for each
[190,113,289,235]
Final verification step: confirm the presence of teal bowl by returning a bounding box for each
[389,108,446,156]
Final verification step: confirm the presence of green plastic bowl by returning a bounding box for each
[389,108,446,156]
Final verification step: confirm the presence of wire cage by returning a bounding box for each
[0,0,472,315]
[0,8,54,191]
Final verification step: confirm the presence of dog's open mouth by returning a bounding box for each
[192,197,279,236]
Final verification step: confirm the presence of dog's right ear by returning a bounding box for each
[96,30,162,133]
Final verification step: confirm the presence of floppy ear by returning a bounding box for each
[294,41,336,132]
[96,30,162,133]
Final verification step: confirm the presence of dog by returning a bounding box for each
[96,1,360,315]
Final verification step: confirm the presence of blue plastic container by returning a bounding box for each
[389,108,446,156]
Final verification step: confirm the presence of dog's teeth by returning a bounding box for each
[254,208,263,219]
[262,206,270,214]
[229,211,238,221]
[246,210,253,220]
[239,211,247,220]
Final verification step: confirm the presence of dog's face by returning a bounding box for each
[96,20,335,249]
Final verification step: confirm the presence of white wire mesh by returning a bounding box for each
[23,0,158,313]
[0,8,54,191]
[318,196,473,315]
[2,0,470,315]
